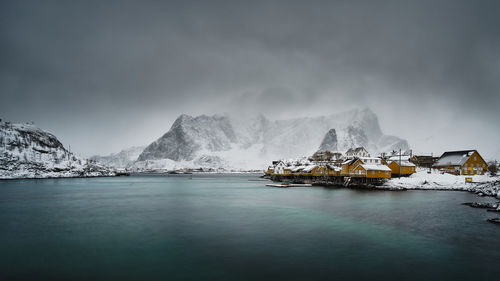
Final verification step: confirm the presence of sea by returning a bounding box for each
[0,174,499,281]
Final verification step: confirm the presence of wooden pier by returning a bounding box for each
[268,174,388,187]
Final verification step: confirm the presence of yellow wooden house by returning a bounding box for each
[433,150,488,175]
[388,161,416,177]
[326,165,341,176]
[351,164,392,178]
[311,165,325,176]
[265,166,274,176]
[341,158,363,176]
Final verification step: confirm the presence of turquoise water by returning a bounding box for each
[0,174,499,280]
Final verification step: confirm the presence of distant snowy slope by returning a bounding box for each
[133,108,410,170]
[0,122,115,179]
[90,146,145,168]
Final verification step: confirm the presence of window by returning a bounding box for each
[474,156,476,161]
[372,170,375,175]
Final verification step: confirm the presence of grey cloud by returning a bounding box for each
[0,0,499,157]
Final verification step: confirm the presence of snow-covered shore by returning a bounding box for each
[383,169,500,197]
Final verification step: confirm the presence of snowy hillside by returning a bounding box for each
[0,122,115,179]
[90,146,145,169]
[132,108,409,170]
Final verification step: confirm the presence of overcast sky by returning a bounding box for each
[1,0,499,158]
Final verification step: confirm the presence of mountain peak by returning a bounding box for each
[132,108,408,170]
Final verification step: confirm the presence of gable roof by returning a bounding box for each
[346,147,368,155]
[342,157,360,165]
[360,164,392,172]
[302,165,317,172]
[389,160,416,167]
[433,150,477,167]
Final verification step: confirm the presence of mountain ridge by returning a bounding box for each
[126,108,409,170]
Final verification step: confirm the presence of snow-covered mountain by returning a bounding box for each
[90,146,145,169]
[0,122,115,179]
[132,108,409,170]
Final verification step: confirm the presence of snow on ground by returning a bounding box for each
[384,168,500,197]
[0,122,115,179]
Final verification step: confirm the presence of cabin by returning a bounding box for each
[311,165,325,176]
[341,158,363,176]
[351,164,392,178]
[410,155,438,168]
[283,167,293,175]
[310,151,344,164]
[345,147,370,159]
[291,165,305,175]
[274,161,287,175]
[433,150,488,175]
[326,164,341,176]
[265,166,274,176]
[359,157,383,165]
[300,165,316,176]
[388,160,416,177]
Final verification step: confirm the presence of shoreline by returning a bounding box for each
[2,171,499,199]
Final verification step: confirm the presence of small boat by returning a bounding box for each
[266,182,312,188]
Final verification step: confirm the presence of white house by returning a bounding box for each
[345,147,370,158]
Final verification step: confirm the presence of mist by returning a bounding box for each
[1,0,499,158]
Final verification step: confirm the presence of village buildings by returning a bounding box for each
[266,147,490,185]
[433,150,488,175]
[345,147,370,158]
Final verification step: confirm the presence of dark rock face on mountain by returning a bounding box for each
[138,114,237,162]
[0,122,115,179]
[318,129,338,152]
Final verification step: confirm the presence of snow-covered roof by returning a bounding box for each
[291,165,306,172]
[389,160,416,167]
[346,147,368,154]
[302,165,317,172]
[434,150,476,167]
[360,164,392,172]
[388,155,411,161]
[326,164,340,170]
[359,157,380,160]
[342,158,360,165]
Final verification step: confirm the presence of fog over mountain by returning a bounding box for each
[1,1,499,160]
[92,108,408,170]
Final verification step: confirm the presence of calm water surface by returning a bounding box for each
[0,174,499,281]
